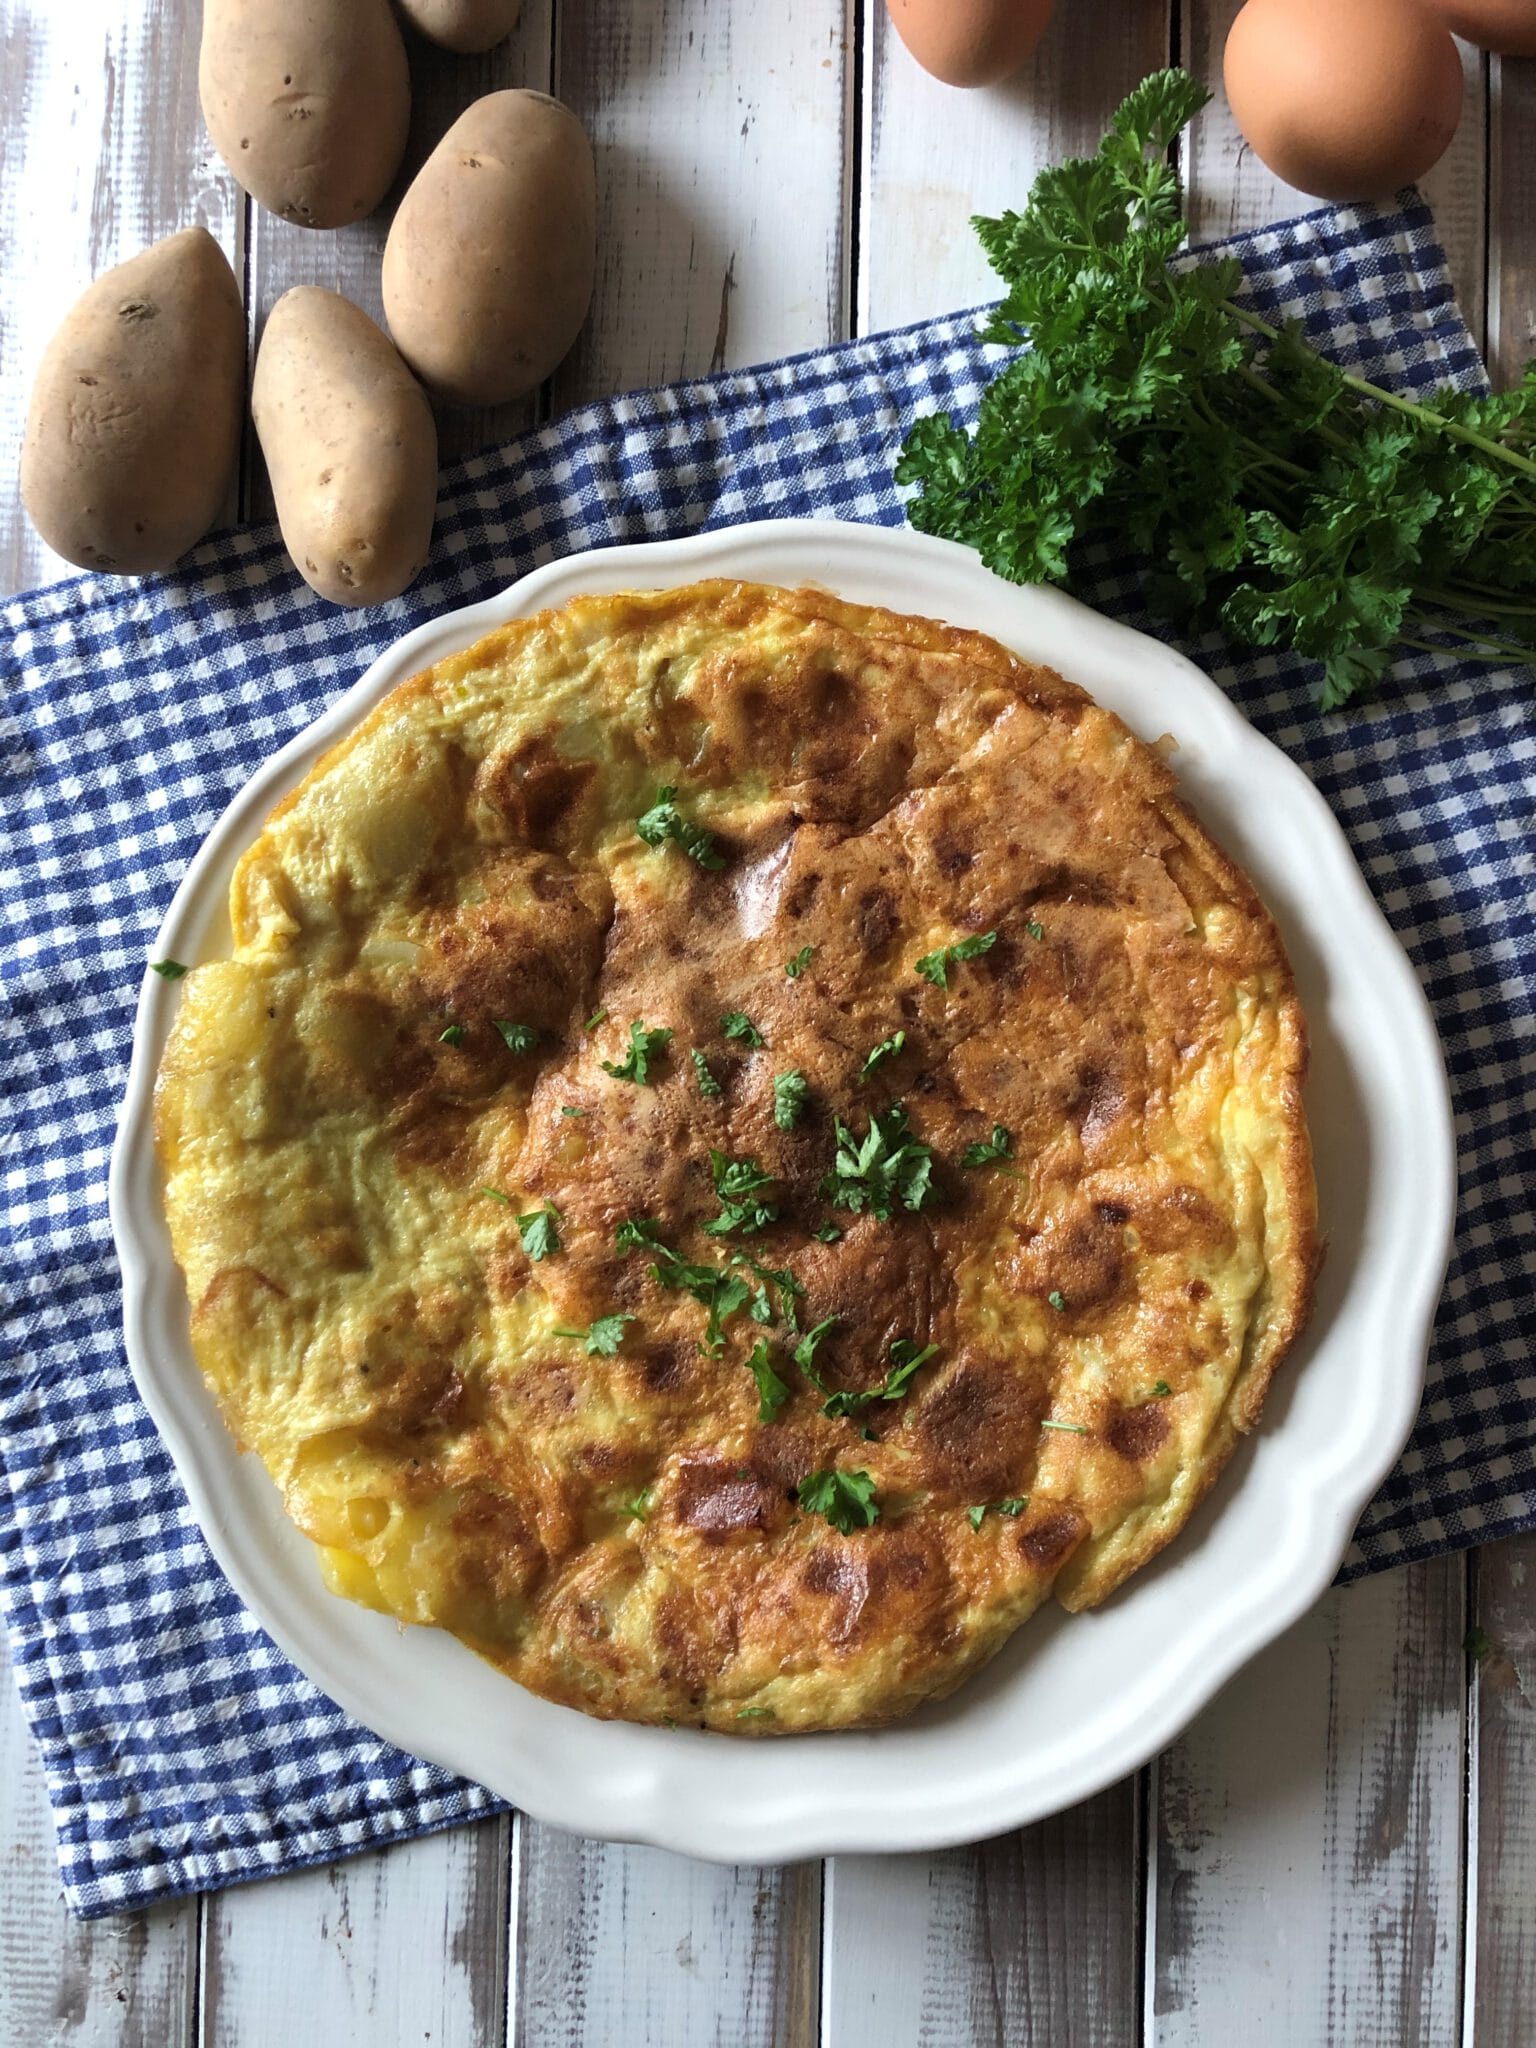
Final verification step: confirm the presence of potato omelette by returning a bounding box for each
[155,579,1319,1732]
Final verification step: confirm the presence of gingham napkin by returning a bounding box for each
[2,195,1531,1918]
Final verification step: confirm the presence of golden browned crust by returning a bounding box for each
[155,580,1318,1731]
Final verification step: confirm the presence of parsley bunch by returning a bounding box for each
[896,69,1536,709]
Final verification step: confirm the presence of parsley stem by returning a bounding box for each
[1415,586,1536,620]
[1400,622,1536,666]
[1227,300,1536,484]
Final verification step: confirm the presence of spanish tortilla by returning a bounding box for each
[155,579,1319,1732]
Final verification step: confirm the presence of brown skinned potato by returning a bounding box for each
[199,0,410,230]
[20,227,245,576]
[381,90,596,407]
[395,0,522,53]
[252,287,438,609]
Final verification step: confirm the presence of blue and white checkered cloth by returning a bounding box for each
[2,194,1531,1918]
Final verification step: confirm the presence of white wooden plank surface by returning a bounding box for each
[0,1630,197,2047]
[199,1815,510,2048]
[1468,1537,1536,2043]
[552,0,850,399]
[511,1832,821,2048]
[823,1788,1141,2048]
[859,0,1174,332]
[0,0,244,591]
[1150,1558,1468,2045]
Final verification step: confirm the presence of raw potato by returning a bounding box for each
[199,0,411,229]
[20,227,244,576]
[253,287,438,608]
[395,0,522,53]
[382,90,596,406]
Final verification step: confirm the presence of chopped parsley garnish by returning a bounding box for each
[493,1019,539,1053]
[616,1218,757,1350]
[797,1467,880,1534]
[1047,1290,1067,1313]
[915,930,997,990]
[814,1221,843,1243]
[736,1706,773,1720]
[968,1496,1028,1531]
[439,1023,466,1046]
[1040,1417,1089,1434]
[858,1030,906,1082]
[552,1314,635,1356]
[1465,1626,1494,1662]
[704,1151,779,1238]
[517,1204,562,1261]
[821,1103,935,1220]
[1025,919,1045,942]
[961,1124,1013,1169]
[746,1340,792,1422]
[601,1019,673,1084]
[773,1069,809,1131]
[690,1047,723,1099]
[792,1316,838,1386]
[479,1186,513,1206]
[785,945,815,978]
[728,1250,805,1333]
[821,1336,938,1418]
[151,959,188,980]
[1149,1378,1172,1398]
[560,1105,587,1118]
[584,1008,608,1032]
[721,1009,765,1048]
[623,1487,654,1521]
[635,784,725,869]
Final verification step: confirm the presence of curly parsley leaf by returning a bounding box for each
[858,1030,907,1082]
[704,1151,779,1238]
[517,1204,562,1260]
[721,1009,766,1048]
[746,1340,792,1422]
[635,784,725,869]
[821,1336,938,1418]
[601,1020,673,1084]
[814,1220,843,1243]
[615,1218,756,1350]
[821,1102,935,1220]
[968,1496,1029,1531]
[1047,1289,1067,1313]
[915,930,997,990]
[791,1315,838,1387]
[493,1019,539,1053]
[895,67,1536,707]
[785,945,815,978]
[961,1124,1013,1169]
[691,1047,723,1099]
[552,1313,635,1356]
[773,1068,809,1131]
[797,1467,880,1534]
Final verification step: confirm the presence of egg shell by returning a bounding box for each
[1224,0,1464,202]
[885,0,1054,88]
[1423,0,1536,52]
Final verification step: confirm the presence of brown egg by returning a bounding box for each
[1224,0,1464,202]
[885,0,1054,87]
[1423,0,1536,53]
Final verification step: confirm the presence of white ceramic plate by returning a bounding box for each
[111,518,1455,1863]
